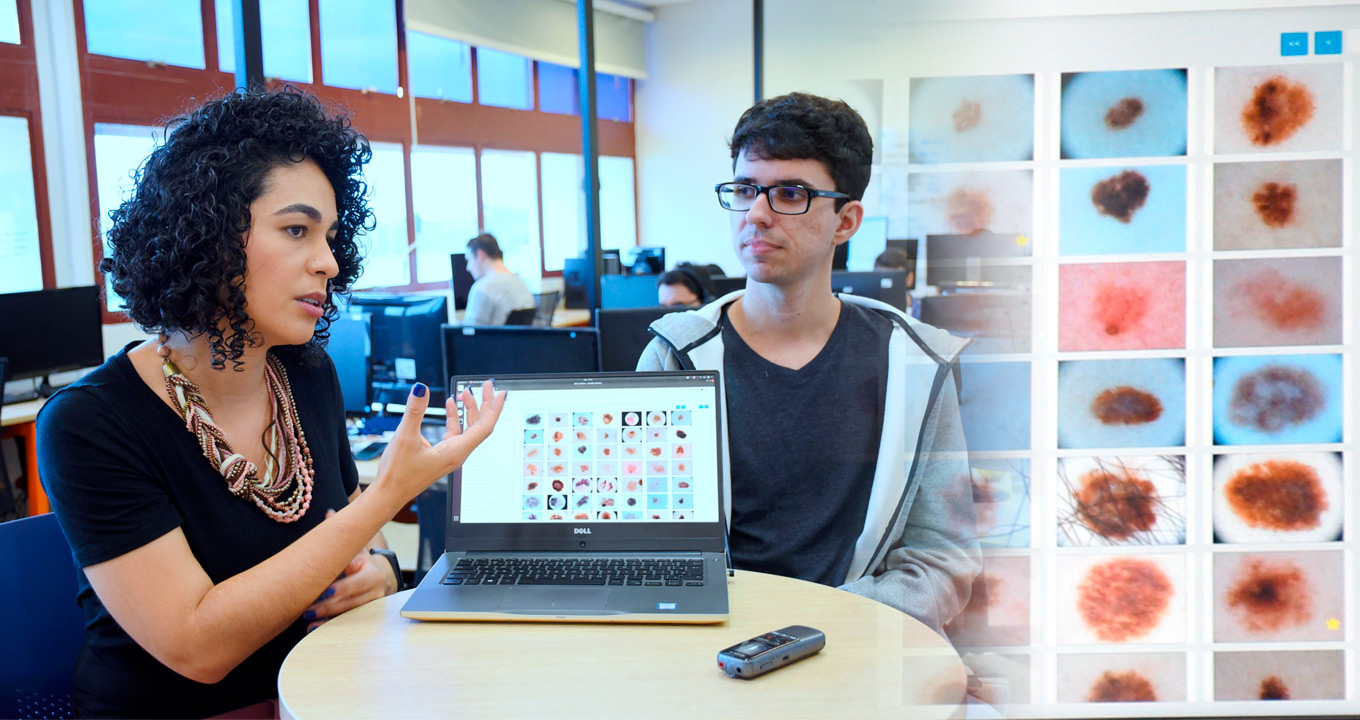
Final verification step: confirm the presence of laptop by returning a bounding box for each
[401,371,730,623]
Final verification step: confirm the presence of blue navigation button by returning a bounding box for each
[1315,31,1342,55]
[1280,32,1309,56]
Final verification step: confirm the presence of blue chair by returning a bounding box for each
[0,513,84,719]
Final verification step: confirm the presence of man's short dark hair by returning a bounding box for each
[728,92,873,208]
[657,269,705,301]
[467,232,503,260]
[874,248,909,270]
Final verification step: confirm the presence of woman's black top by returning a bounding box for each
[37,343,358,718]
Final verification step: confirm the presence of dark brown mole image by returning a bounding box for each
[1092,282,1149,336]
[1252,181,1297,228]
[1077,557,1172,642]
[953,99,981,132]
[1225,459,1327,531]
[1091,170,1150,223]
[1259,675,1290,700]
[1105,97,1145,129]
[1088,671,1157,702]
[1091,386,1162,426]
[1229,365,1324,434]
[1234,269,1325,332]
[1242,76,1314,146]
[1076,469,1159,541]
[946,187,994,234]
[1226,558,1312,633]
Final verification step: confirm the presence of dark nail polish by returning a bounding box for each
[322,588,335,599]
[303,609,317,621]
[413,383,427,398]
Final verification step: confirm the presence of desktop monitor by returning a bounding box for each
[621,246,665,275]
[918,291,1032,354]
[884,238,919,291]
[924,232,1031,289]
[449,253,475,311]
[601,274,662,309]
[345,293,449,408]
[326,313,372,416]
[594,306,689,372]
[830,270,909,312]
[846,215,889,271]
[442,325,600,379]
[602,250,623,275]
[0,285,104,398]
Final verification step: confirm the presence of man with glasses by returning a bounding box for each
[637,93,979,633]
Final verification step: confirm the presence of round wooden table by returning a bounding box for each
[279,570,966,719]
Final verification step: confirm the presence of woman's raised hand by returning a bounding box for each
[373,380,505,503]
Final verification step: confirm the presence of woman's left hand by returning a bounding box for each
[303,549,397,631]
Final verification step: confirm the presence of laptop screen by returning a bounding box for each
[448,372,724,545]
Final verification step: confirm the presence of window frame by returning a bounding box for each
[0,0,55,292]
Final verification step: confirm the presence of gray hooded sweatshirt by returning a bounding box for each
[637,290,981,634]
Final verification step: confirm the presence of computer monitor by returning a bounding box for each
[621,246,665,275]
[594,307,689,372]
[917,291,1032,353]
[0,285,104,400]
[326,313,372,416]
[345,293,449,408]
[925,232,1031,289]
[442,325,600,379]
[601,274,662,309]
[709,276,746,297]
[449,253,475,311]
[884,238,919,290]
[830,270,909,312]
[602,250,623,275]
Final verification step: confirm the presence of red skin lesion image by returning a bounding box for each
[1077,558,1173,642]
[1088,671,1157,702]
[946,188,994,234]
[1251,182,1297,228]
[1229,365,1324,433]
[1226,559,1312,633]
[1242,76,1314,146]
[1234,269,1325,332]
[1091,386,1162,425]
[953,99,982,132]
[1259,676,1290,700]
[1076,470,1159,541]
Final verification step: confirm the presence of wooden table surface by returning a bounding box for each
[278,570,966,719]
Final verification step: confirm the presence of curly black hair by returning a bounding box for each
[100,87,374,370]
[728,92,873,209]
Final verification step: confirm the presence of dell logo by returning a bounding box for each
[573,527,592,535]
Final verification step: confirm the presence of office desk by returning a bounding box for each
[1,398,47,515]
[278,571,967,719]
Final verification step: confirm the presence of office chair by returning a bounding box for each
[504,308,538,326]
[531,291,560,327]
[0,513,85,719]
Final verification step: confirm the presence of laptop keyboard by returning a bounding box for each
[442,557,706,587]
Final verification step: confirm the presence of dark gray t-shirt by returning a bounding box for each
[722,300,892,586]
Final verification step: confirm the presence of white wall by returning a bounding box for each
[633,0,752,276]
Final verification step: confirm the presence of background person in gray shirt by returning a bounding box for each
[463,233,534,325]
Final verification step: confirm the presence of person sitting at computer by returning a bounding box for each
[637,92,979,634]
[463,232,535,325]
[873,247,915,312]
[35,89,505,719]
[656,267,706,307]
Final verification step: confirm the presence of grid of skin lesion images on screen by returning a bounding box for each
[520,410,697,521]
[896,62,1351,716]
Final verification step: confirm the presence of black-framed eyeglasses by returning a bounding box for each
[714,182,850,215]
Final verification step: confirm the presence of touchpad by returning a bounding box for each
[498,587,610,611]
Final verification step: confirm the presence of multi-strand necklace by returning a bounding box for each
[159,341,314,522]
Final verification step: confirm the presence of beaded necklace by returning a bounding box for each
[159,341,314,522]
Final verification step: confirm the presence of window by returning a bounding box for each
[353,142,409,289]
[82,0,204,68]
[536,62,632,122]
[597,73,632,123]
[407,31,472,103]
[0,116,43,293]
[479,150,540,286]
[215,0,312,82]
[318,0,397,93]
[410,146,478,283]
[476,47,531,110]
[92,123,162,311]
[1,0,18,44]
[539,154,637,272]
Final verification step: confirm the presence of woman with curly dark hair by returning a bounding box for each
[35,89,504,718]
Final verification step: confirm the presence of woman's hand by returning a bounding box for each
[303,550,394,631]
[372,380,505,505]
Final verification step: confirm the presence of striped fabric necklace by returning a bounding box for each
[159,341,314,522]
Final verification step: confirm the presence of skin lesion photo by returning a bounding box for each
[1213,63,1343,154]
